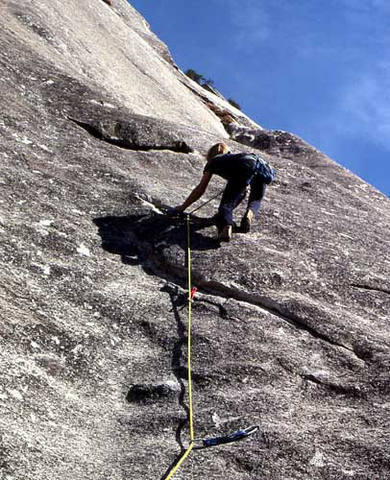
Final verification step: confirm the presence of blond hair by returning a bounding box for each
[206,142,230,161]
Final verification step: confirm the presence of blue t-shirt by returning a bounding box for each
[204,153,256,181]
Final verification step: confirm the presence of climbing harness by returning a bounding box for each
[164,213,259,479]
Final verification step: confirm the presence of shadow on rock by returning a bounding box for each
[93,211,220,270]
[160,284,189,451]
[93,214,212,476]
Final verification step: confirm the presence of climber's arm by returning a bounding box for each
[175,172,212,212]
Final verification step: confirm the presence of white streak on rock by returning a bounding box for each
[77,244,91,256]
[8,389,23,401]
[310,450,325,467]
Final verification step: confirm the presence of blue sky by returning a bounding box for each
[130,0,390,196]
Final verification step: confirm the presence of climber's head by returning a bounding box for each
[206,142,230,161]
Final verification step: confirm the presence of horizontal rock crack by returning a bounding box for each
[192,279,366,362]
[69,117,193,153]
[94,213,369,365]
[351,283,390,295]
[124,232,367,364]
[301,373,364,397]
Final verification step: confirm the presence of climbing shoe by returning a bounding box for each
[218,225,233,242]
[240,210,254,233]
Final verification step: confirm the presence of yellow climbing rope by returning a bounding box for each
[186,214,195,444]
[165,214,195,479]
[163,213,259,478]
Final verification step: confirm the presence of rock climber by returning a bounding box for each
[174,142,274,242]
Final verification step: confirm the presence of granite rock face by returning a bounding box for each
[0,1,389,480]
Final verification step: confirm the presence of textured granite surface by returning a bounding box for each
[0,1,389,479]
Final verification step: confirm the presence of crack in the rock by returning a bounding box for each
[351,283,390,295]
[301,373,364,398]
[69,117,193,153]
[94,214,368,365]
[192,280,367,363]
[131,240,367,363]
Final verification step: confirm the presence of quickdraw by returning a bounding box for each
[194,425,259,450]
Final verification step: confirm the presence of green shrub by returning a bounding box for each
[185,69,242,111]
[185,69,204,84]
[227,98,241,110]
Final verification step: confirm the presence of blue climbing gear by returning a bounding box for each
[163,214,260,479]
[198,425,259,449]
[246,154,276,185]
